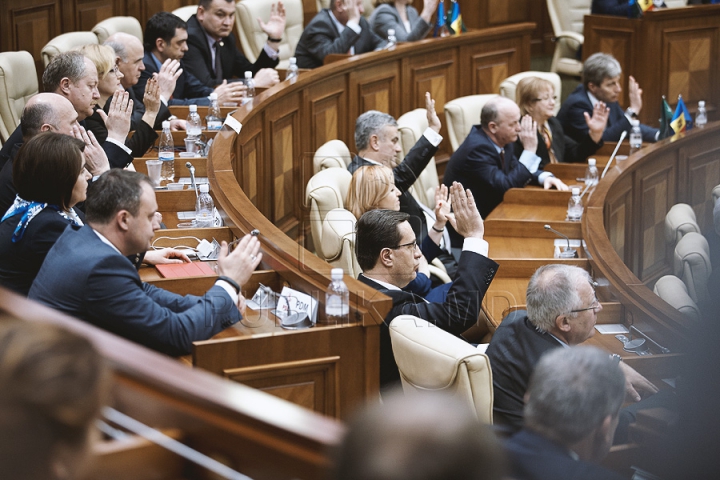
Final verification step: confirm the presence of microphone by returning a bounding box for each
[544,224,578,258]
[601,130,627,179]
[186,162,198,199]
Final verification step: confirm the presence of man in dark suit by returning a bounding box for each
[348,92,441,243]
[504,346,628,480]
[355,183,499,386]
[486,264,658,433]
[557,52,658,145]
[183,0,282,88]
[134,12,246,107]
[0,51,132,172]
[443,97,567,230]
[295,0,387,69]
[29,169,263,356]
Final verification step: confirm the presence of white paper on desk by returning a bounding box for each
[594,324,629,334]
[273,286,318,324]
[178,177,208,184]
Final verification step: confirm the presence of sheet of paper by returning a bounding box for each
[594,324,629,334]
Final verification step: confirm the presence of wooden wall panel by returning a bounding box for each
[70,0,120,31]
[305,75,348,152]
[605,174,633,268]
[636,162,675,282]
[235,115,265,214]
[349,63,401,122]
[401,50,457,115]
[665,30,714,110]
[679,142,720,232]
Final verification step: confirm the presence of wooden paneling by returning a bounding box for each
[636,161,675,282]
[70,0,119,31]
[678,141,720,231]
[605,173,633,267]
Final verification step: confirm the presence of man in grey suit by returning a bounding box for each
[295,0,386,69]
[30,169,262,356]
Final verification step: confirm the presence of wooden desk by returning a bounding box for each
[583,4,720,125]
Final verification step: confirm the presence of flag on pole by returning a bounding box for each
[638,0,655,11]
[670,95,693,134]
[447,0,465,35]
[659,96,674,140]
[629,0,644,17]
[434,0,450,37]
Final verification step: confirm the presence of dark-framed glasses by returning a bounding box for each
[389,240,417,251]
[570,296,601,314]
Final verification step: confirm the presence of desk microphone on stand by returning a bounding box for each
[186,162,198,199]
[544,224,578,258]
[601,131,627,179]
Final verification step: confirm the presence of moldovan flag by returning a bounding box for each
[638,0,655,11]
[670,95,693,134]
[659,96,674,140]
[448,0,465,35]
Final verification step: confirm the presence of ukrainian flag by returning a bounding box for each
[448,0,464,35]
[670,95,693,134]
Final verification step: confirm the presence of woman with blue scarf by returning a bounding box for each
[0,133,90,295]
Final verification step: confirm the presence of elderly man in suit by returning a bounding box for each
[183,0,282,88]
[295,0,387,69]
[355,183,498,387]
[558,52,658,144]
[29,169,262,356]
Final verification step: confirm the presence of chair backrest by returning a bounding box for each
[236,0,304,69]
[305,167,352,260]
[545,0,589,77]
[499,71,563,116]
[673,232,712,306]
[665,203,701,247]
[653,275,702,322]
[41,32,100,68]
[321,208,360,276]
[172,5,199,21]
[313,139,352,173]
[444,94,498,152]
[397,108,438,208]
[0,51,38,143]
[92,16,143,44]
[389,315,493,423]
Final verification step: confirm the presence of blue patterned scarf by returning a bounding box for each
[2,195,83,243]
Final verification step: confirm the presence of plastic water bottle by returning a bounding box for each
[158,121,175,182]
[629,119,642,150]
[696,100,707,128]
[205,93,222,130]
[325,268,349,324]
[285,57,299,81]
[385,29,397,50]
[186,104,202,139]
[243,71,254,104]
[585,158,599,187]
[567,187,583,222]
[195,184,214,228]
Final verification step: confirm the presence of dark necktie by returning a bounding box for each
[213,42,223,85]
[499,149,505,172]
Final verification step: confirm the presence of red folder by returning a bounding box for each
[155,262,216,278]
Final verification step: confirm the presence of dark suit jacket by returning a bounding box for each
[513,117,602,170]
[591,0,632,15]
[348,135,437,241]
[29,225,241,356]
[295,9,386,69]
[359,250,498,386]
[505,429,627,480]
[84,99,158,158]
[0,208,82,295]
[183,15,278,88]
[127,85,172,131]
[369,4,432,42]
[557,85,658,144]
[443,126,540,222]
[134,52,214,106]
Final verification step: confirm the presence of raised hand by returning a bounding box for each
[98,90,132,143]
[141,76,161,129]
[156,59,183,101]
[216,234,262,286]
[425,91,441,133]
[72,124,110,176]
[448,182,484,239]
[214,80,247,104]
[253,68,280,88]
[584,101,609,144]
[258,2,286,42]
[434,184,452,227]
[344,0,361,23]
[628,75,643,114]
[518,114,538,153]
[420,0,440,22]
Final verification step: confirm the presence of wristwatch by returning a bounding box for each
[625,107,638,119]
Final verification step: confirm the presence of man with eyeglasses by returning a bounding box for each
[356,182,499,387]
[486,264,659,435]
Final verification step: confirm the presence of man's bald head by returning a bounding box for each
[480,97,522,147]
[21,93,79,140]
[105,33,145,89]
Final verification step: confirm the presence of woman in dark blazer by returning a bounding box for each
[0,133,90,295]
[369,0,439,42]
[513,76,608,169]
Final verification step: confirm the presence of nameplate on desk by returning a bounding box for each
[272,287,318,324]
[156,262,216,278]
[223,115,242,134]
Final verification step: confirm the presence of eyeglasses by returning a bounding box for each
[389,240,417,251]
[533,95,557,103]
[570,296,601,314]
[109,64,120,76]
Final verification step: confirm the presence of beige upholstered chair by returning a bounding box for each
[92,16,143,44]
[665,203,701,248]
[313,139,352,173]
[397,108,438,208]
[545,0,590,78]
[321,208,360,275]
[673,232,712,307]
[0,51,38,143]
[653,275,702,322]
[499,71,563,116]
[305,167,352,260]
[444,94,498,152]
[172,5,199,21]
[41,32,99,68]
[389,315,494,423]
[235,0,304,70]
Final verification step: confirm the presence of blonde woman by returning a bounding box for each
[346,165,452,301]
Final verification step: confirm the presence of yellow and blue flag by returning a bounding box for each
[670,95,693,134]
[447,0,465,35]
